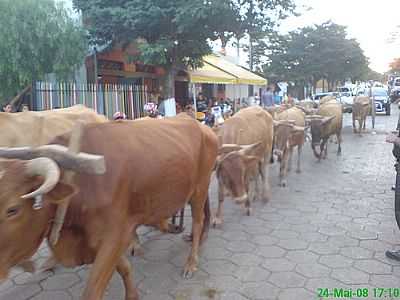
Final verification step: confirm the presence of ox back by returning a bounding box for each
[0,105,107,147]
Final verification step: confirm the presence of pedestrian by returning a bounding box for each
[261,87,274,108]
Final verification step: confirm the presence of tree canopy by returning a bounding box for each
[389,58,400,74]
[74,0,297,97]
[0,0,87,104]
[263,21,369,92]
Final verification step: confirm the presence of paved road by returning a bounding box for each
[1,107,400,300]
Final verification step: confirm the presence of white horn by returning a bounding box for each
[21,158,60,200]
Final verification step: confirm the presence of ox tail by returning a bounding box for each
[200,194,210,244]
[270,136,275,164]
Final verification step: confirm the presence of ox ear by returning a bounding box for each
[239,141,263,157]
[321,116,335,125]
[242,155,259,169]
[46,181,79,204]
[218,144,242,155]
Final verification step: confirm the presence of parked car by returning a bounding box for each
[337,86,354,113]
[390,77,400,102]
[371,87,391,115]
[311,92,338,107]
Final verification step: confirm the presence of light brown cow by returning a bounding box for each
[308,101,343,160]
[352,96,370,134]
[0,105,107,147]
[0,114,218,300]
[274,107,306,187]
[213,106,273,225]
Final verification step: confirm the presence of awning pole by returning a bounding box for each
[193,83,197,114]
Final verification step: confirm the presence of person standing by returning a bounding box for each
[261,87,274,108]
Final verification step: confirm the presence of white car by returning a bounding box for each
[337,87,354,113]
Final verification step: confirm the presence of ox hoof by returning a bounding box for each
[182,265,197,279]
[183,234,193,242]
[131,246,145,257]
[245,208,252,216]
[296,169,301,174]
[212,216,223,227]
[39,257,58,273]
[167,224,185,234]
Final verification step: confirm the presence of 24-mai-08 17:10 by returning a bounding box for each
[318,288,400,298]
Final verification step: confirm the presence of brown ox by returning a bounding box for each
[0,105,107,271]
[0,105,107,147]
[0,114,217,300]
[273,107,306,187]
[352,96,370,134]
[308,101,343,160]
[213,106,273,225]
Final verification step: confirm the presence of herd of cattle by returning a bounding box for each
[0,97,372,300]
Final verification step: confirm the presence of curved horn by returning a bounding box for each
[21,158,60,199]
[292,125,306,133]
[0,145,105,175]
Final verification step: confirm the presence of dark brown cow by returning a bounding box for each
[308,101,343,160]
[0,114,217,300]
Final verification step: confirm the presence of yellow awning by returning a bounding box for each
[204,54,267,85]
[189,62,237,84]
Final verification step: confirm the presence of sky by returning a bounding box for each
[278,0,400,73]
[61,0,400,73]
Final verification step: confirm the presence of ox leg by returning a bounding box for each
[117,256,139,300]
[287,147,294,172]
[260,159,271,202]
[296,145,302,174]
[245,178,256,216]
[337,133,342,155]
[82,225,132,300]
[321,140,328,160]
[183,188,208,279]
[279,150,289,187]
[352,115,357,133]
[129,231,144,257]
[212,181,225,227]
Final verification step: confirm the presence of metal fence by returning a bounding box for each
[33,82,151,120]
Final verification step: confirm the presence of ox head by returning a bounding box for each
[273,120,305,162]
[0,145,105,281]
[215,142,262,204]
[306,115,335,158]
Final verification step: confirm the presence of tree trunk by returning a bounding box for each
[249,33,253,71]
[161,67,176,99]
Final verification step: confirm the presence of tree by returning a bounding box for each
[0,0,87,104]
[389,58,400,73]
[263,21,369,96]
[74,0,297,98]
[239,0,297,71]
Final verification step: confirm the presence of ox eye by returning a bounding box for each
[6,206,20,218]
